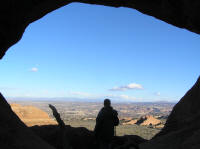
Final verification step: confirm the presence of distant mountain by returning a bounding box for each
[7,97,177,104]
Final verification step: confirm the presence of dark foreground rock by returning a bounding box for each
[155,76,200,137]
[31,125,95,149]
[0,93,55,149]
[0,76,200,149]
[31,125,146,149]
[139,76,200,149]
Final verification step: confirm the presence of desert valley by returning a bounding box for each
[8,100,174,139]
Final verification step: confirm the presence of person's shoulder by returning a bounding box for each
[112,109,118,116]
[98,107,106,115]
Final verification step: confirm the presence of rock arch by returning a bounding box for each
[0,1,200,149]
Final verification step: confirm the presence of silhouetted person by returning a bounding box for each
[94,99,119,149]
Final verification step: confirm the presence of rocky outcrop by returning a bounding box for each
[122,115,161,126]
[0,0,200,59]
[136,115,161,126]
[31,125,95,149]
[31,125,147,149]
[0,76,200,148]
[140,117,200,149]
[155,76,200,137]
[139,76,200,149]
[0,93,55,149]
[10,103,57,126]
[122,119,137,125]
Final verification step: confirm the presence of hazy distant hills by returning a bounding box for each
[8,100,174,122]
[7,97,177,103]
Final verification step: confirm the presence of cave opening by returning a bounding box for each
[0,2,200,149]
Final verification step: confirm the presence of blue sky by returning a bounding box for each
[0,3,199,102]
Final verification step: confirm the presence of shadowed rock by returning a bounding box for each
[0,76,200,148]
[0,93,55,149]
[139,76,200,149]
[31,125,96,149]
[49,104,72,149]
[30,125,147,149]
[155,76,200,137]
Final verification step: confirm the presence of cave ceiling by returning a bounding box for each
[0,0,200,59]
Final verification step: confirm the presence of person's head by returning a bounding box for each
[104,99,111,107]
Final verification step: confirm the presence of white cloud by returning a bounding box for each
[109,83,143,91]
[30,67,38,72]
[155,92,161,96]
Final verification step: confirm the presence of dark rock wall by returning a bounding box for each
[0,93,55,149]
[31,125,147,149]
[155,76,200,137]
[139,76,200,149]
[31,125,95,149]
[0,1,200,148]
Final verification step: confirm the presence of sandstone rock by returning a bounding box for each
[139,76,200,149]
[154,123,164,129]
[121,117,133,121]
[122,115,161,126]
[136,115,161,126]
[0,93,55,149]
[122,119,138,125]
[10,103,57,126]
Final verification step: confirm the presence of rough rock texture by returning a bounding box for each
[11,103,57,126]
[155,76,200,137]
[139,76,200,149]
[140,117,200,149]
[136,115,161,126]
[0,93,55,149]
[122,115,161,126]
[0,79,199,148]
[0,92,146,149]
[0,0,200,59]
[122,119,137,125]
[31,125,96,149]
[31,125,147,149]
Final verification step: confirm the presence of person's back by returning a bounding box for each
[94,99,119,149]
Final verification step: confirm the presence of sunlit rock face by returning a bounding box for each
[122,115,161,126]
[10,103,57,126]
[139,76,200,149]
[0,93,55,149]
[0,0,200,59]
